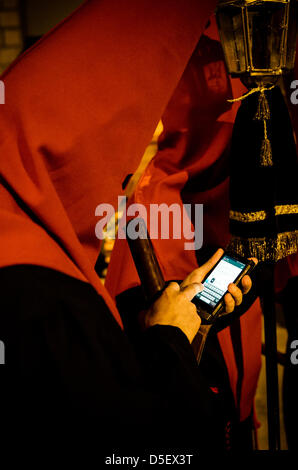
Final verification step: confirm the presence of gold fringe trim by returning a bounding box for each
[230,210,267,222]
[227,231,298,262]
[230,205,298,222]
[275,204,298,215]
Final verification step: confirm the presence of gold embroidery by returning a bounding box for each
[229,210,267,222]
[275,205,298,216]
[227,231,298,262]
[230,205,298,223]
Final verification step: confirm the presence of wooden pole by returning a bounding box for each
[258,262,281,451]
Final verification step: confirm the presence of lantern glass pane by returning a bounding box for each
[247,3,286,71]
[216,6,246,74]
[286,1,298,70]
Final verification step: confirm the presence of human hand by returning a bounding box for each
[180,249,258,314]
[145,281,203,343]
[145,249,257,343]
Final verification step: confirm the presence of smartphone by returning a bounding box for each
[192,251,256,324]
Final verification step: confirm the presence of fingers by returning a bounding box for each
[198,248,224,278]
[180,282,204,301]
[179,250,256,315]
[249,257,258,266]
[227,283,242,306]
[224,292,235,313]
[241,275,252,295]
[180,249,224,289]
[164,281,204,302]
[165,282,181,294]
[225,276,252,313]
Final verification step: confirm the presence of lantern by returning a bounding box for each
[216,0,298,167]
[216,0,298,452]
[216,0,298,88]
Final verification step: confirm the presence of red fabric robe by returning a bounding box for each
[0,0,217,325]
[105,15,262,423]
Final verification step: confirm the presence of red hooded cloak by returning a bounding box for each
[0,0,217,326]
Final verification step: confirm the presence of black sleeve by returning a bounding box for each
[0,265,226,453]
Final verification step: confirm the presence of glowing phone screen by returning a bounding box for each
[195,255,245,308]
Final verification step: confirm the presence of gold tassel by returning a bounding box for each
[260,120,273,166]
[228,85,275,167]
[260,138,273,166]
[254,89,271,121]
[254,92,273,167]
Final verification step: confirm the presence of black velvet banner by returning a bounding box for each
[228,86,298,261]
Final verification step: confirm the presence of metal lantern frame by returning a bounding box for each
[216,0,297,84]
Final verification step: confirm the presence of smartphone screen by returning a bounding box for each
[194,254,246,309]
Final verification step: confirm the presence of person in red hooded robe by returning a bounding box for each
[0,0,256,457]
[105,14,262,451]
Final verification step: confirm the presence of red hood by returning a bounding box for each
[0,0,216,325]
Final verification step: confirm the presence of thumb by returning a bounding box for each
[181,282,204,301]
[198,248,224,278]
